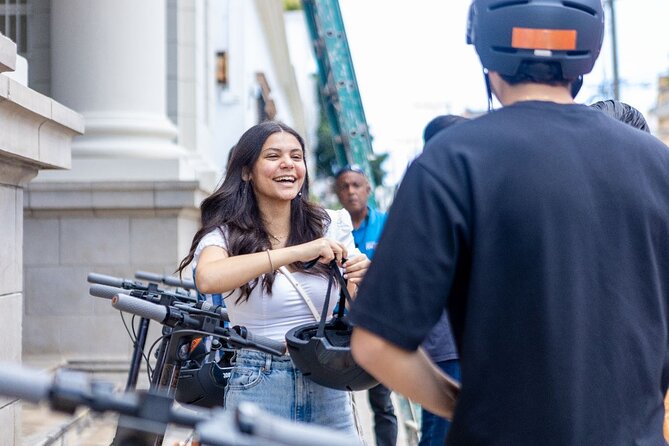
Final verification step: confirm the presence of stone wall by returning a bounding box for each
[0,32,82,446]
[23,181,205,359]
[0,171,27,446]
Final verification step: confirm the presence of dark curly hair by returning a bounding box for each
[177,121,330,302]
[589,99,651,133]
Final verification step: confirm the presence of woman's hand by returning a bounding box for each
[342,253,370,285]
[298,237,348,266]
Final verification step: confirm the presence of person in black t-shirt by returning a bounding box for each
[350,1,669,445]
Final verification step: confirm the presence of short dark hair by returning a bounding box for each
[423,115,470,143]
[500,61,571,88]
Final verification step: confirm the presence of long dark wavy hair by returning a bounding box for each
[177,121,331,302]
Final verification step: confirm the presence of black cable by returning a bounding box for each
[129,314,154,377]
[119,311,136,343]
[146,333,168,383]
[115,310,158,384]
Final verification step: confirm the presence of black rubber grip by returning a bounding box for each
[244,331,287,356]
[112,294,167,322]
[89,284,126,300]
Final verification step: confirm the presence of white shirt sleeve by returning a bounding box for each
[325,209,362,258]
[193,227,228,270]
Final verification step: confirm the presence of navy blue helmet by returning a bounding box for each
[467,0,605,79]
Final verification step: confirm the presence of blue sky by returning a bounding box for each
[339,0,669,185]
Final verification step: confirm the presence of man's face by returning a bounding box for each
[335,171,370,214]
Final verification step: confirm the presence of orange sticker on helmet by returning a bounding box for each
[189,337,202,352]
[511,27,577,51]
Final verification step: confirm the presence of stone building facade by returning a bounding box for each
[20,0,311,362]
[0,32,82,446]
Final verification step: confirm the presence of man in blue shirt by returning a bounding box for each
[335,165,396,446]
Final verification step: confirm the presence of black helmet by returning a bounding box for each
[286,316,378,391]
[285,261,378,391]
[466,0,605,79]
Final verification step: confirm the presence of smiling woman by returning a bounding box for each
[245,132,306,204]
[176,121,371,438]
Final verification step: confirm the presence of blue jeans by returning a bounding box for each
[419,359,461,446]
[224,349,361,438]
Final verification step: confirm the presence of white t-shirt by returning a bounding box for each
[193,209,360,342]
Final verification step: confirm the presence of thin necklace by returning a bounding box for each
[269,233,289,242]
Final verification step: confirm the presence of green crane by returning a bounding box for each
[302,0,377,193]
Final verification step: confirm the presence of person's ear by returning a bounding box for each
[364,177,372,193]
[241,167,251,182]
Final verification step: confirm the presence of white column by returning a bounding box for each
[50,0,184,160]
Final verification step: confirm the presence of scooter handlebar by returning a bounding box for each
[87,272,125,288]
[238,329,287,356]
[0,363,51,403]
[163,276,196,290]
[112,294,167,322]
[135,270,196,291]
[89,284,126,300]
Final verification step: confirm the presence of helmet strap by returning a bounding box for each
[317,266,336,337]
[332,263,353,317]
[484,69,494,112]
[316,261,354,337]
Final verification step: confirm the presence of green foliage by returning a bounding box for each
[283,0,303,11]
[314,81,338,178]
[315,110,338,178]
[369,152,389,187]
